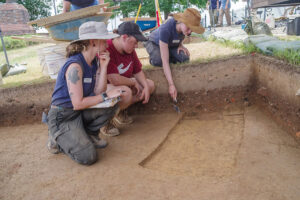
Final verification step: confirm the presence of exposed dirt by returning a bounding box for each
[143,112,244,178]
[0,55,252,126]
[254,87,300,140]
[252,54,300,141]
[1,54,300,199]
[0,81,55,126]
[1,54,299,143]
[1,106,300,200]
[129,86,252,115]
[0,83,251,126]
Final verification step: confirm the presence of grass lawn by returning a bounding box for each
[0,43,52,88]
[276,35,300,41]
[0,41,243,88]
[137,41,243,67]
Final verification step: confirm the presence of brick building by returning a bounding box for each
[0,0,35,36]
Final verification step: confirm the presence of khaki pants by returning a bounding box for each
[209,9,218,26]
[218,8,231,26]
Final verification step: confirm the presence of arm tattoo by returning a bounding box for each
[68,67,80,84]
[69,92,74,99]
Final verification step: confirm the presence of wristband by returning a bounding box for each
[101,92,109,101]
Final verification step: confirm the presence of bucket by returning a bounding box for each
[42,43,68,79]
[45,53,66,79]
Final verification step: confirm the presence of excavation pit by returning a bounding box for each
[1,54,300,199]
[141,108,245,179]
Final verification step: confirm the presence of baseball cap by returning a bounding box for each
[117,21,147,41]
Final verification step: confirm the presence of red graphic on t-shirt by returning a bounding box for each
[117,61,132,75]
[107,39,142,78]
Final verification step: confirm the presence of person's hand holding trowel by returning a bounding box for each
[169,83,177,102]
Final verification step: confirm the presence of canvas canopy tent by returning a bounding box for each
[252,0,300,8]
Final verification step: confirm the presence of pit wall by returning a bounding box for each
[1,54,300,141]
[0,55,254,126]
[252,54,300,138]
[145,55,253,94]
[253,55,300,108]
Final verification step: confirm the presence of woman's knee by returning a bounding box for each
[120,86,132,100]
[149,50,163,66]
[115,86,132,109]
[150,56,162,67]
[71,144,98,165]
[178,52,190,63]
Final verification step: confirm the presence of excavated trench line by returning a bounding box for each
[0,54,299,142]
[1,54,300,200]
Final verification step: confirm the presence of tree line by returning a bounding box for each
[0,0,207,21]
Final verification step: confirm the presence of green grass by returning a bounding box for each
[273,49,300,65]
[142,64,155,70]
[0,43,52,88]
[206,35,299,65]
[1,36,298,88]
[0,35,39,52]
[207,36,259,54]
[276,35,300,41]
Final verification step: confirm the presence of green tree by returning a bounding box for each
[109,0,207,19]
[0,0,52,20]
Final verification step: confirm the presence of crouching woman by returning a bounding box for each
[46,21,126,165]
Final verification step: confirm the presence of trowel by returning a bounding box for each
[172,98,181,113]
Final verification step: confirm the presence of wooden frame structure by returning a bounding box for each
[28,3,110,27]
[28,3,119,41]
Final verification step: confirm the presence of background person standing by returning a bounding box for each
[218,0,231,26]
[63,0,105,13]
[206,0,219,27]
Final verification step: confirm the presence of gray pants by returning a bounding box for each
[144,41,189,67]
[47,105,118,165]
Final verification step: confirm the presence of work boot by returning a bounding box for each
[90,135,108,149]
[47,131,60,154]
[113,109,133,126]
[100,120,120,137]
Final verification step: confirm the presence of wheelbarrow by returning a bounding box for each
[0,27,12,76]
[0,27,26,77]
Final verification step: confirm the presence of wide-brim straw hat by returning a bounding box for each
[173,8,205,34]
[70,21,119,44]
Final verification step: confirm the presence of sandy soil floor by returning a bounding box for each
[1,104,300,200]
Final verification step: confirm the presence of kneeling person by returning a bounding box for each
[46,21,122,165]
[145,8,204,101]
[101,21,155,136]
